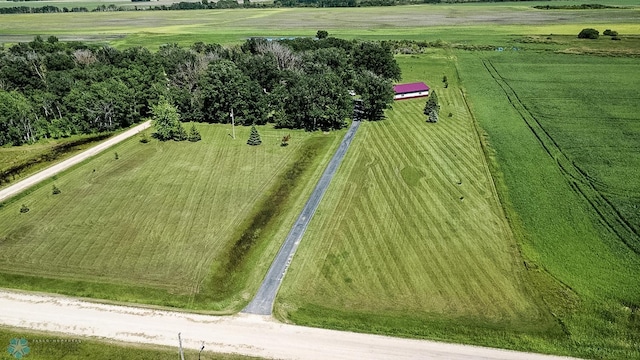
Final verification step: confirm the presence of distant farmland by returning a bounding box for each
[1,4,639,48]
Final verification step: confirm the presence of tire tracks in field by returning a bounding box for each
[482,59,640,255]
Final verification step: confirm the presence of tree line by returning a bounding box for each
[0,5,90,13]
[0,34,399,146]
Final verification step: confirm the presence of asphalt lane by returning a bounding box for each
[243,120,361,315]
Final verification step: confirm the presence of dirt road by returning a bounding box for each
[0,121,151,203]
[0,290,578,360]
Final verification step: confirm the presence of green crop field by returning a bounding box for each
[454,50,640,358]
[0,124,343,311]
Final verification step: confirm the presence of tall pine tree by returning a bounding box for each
[424,90,439,123]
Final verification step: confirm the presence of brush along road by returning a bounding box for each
[243,120,361,315]
[0,290,579,360]
[0,121,151,203]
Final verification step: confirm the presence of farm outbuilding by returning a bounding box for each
[393,82,430,100]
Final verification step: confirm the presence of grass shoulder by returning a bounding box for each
[0,325,260,360]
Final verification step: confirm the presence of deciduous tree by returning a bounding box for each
[152,99,185,141]
[352,41,401,81]
[353,71,395,121]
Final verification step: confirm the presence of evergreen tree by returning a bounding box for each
[188,123,201,142]
[424,90,440,123]
[247,125,262,146]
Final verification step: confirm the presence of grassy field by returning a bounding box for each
[0,3,639,48]
[0,123,343,312]
[0,325,259,359]
[276,52,570,354]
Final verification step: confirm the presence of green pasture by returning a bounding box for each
[0,326,260,360]
[0,124,343,311]
[456,50,640,358]
[0,4,639,48]
[276,52,568,354]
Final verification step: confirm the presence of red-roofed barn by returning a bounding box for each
[393,82,430,100]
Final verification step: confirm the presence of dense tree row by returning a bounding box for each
[0,35,398,146]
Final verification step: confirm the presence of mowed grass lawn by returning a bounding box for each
[0,123,343,311]
[276,52,559,349]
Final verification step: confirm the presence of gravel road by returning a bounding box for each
[0,121,151,203]
[243,120,361,315]
[0,290,579,360]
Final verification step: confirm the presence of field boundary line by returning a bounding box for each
[0,121,151,203]
[242,120,361,315]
